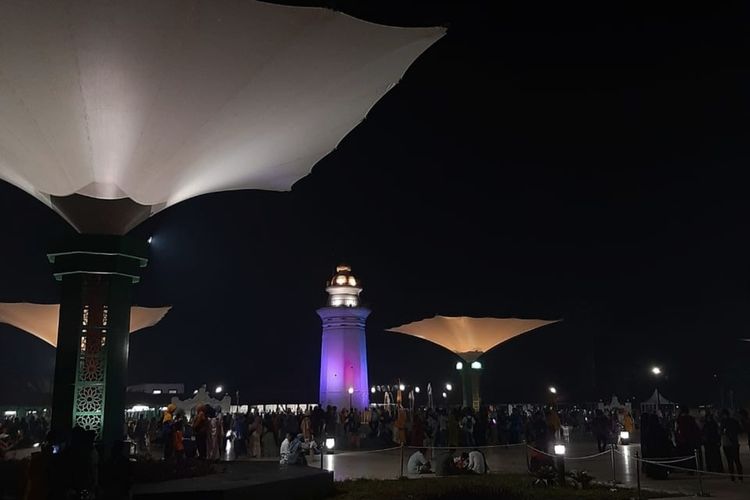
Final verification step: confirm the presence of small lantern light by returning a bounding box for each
[325,437,335,451]
[554,444,566,455]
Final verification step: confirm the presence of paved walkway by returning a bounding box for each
[304,437,750,499]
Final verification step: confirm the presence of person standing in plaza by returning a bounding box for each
[720,409,744,482]
[702,412,724,473]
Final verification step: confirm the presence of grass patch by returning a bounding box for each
[332,474,678,500]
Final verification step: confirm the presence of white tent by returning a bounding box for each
[640,389,676,413]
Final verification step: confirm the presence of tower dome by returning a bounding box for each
[326,264,362,307]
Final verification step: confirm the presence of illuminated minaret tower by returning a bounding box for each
[318,265,370,410]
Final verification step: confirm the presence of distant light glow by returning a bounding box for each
[193,389,198,394]
[152,389,162,395]
[471,361,482,369]
[442,392,447,398]
[348,387,354,395]
[215,386,223,394]
[455,362,463,370]
[129,405,151,412]
[651,366,662,375]
[554,444,566,455]
[549,387,557,394]
[445,383,452,391]
[147,236,153,244]
[399,384,405,391]
[33,442,40,448]
[415,386,421,393]
[371,386,376,394]
[4,410,16,416]
[325,437,335,450]
[620,431,630,440]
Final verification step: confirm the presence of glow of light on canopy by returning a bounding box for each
[388,316,560,362]
[0,0,444,233]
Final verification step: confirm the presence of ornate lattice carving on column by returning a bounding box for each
[72,280,109,438]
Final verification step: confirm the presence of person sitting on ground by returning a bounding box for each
[433,448,458,476]
[467,448,487,474]
[279,432,291,465]
[407,447,431,474]
[286,433,308,465]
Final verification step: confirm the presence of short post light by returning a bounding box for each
[554,444,566,485]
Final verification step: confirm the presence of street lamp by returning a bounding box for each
[445,383,452,391]
[215,385,223,394]
[549,386,557,394]
[348,386,354,409]
[651,366,662,411]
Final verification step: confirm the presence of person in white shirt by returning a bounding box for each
[467,449,487,474]
[279,432,292,464]
[407,447,431,474]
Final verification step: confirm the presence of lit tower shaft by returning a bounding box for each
[318,265,370,410]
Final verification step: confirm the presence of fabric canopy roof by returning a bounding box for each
[388,315,560,362]
[642,389,675,407]
[0,0,443,232]
[0,303,171,347]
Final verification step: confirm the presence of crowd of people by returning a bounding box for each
[640,406,749,482]
[0,413,48,458]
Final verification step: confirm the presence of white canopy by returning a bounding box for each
[0,0,443,232]
[0,302,171,347]
[642,389,675,407]
[388,315,560,362]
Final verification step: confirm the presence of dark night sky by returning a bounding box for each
[1,1,749,408]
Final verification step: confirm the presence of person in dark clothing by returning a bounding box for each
[675,407,701,469]
[702,412,724,473]
[101,440,131,500]
[720,409,743,482]
[434,448,458,476]
[643,413,671,479]
[592,410,609,453]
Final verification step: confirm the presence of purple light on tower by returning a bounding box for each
[318,265,370,410]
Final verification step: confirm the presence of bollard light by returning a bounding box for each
[325,437,335,451]
[554,444,566,455]
[620,430,630,445]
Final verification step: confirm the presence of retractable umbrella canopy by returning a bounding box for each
[0,302,171,347]
[0,0,443,233]
[388,315,560,362]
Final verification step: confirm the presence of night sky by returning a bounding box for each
[1,1,749,408]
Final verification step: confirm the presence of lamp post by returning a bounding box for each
[651,367,662,412]
[348,386,354,409]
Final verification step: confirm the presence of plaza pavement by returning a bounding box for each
[305,435,750,499]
